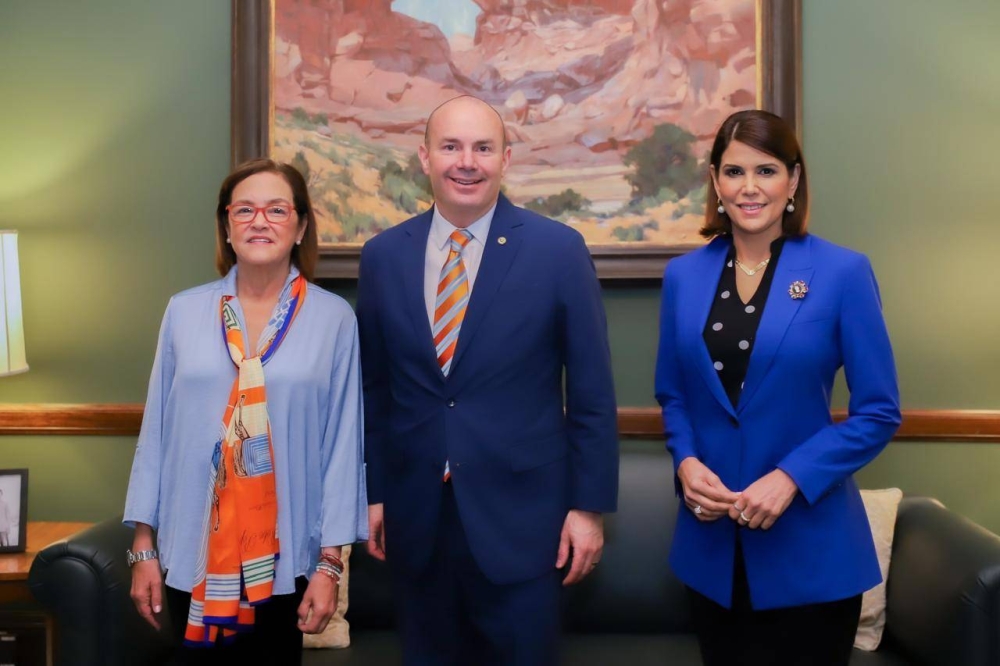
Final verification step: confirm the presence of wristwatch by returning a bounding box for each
[126,548,159,568]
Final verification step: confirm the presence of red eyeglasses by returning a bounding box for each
[226,201,295,225]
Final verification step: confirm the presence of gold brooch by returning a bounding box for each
[497,236,507,245]
[788,280,809,299]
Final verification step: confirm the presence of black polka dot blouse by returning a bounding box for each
[703,237,787,407]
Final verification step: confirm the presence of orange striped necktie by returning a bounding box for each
[435,229,472,483]
[433,229,473,376]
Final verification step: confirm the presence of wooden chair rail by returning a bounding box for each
[0,404,998,442]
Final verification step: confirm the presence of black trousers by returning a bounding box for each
[164,576,308,666]
[688,541,862,666]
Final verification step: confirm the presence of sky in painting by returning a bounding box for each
[393,0,481,38]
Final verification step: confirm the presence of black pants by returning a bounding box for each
[688,542,862,666]
[164,576,308,666]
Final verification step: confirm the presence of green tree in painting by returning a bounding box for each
[611,223,646,242]
[405,153,432,198]
[291,150,311,184]
[378,160,429,215]
[524,189,591,218]
[623,123,701,199]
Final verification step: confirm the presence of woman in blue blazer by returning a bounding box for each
[654,110,901,665]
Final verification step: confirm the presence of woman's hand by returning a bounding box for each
[677,457,741,521]
[297,574,339,634]
[730,468,799,530]
[298,546,342,634]
[129,523,163,630]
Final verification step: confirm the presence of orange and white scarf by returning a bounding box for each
[184,274,307,646]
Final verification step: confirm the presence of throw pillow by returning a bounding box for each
[854,488,903,651]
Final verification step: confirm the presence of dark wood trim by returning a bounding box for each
[0,404,143,436]
[231,0,271,167]
[1,404,998,443]
[230,1,802,281]
[759,0,803,136]
[619,407,1000,443]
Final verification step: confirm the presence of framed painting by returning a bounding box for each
[232,0,801,279]
[0,468,27,554]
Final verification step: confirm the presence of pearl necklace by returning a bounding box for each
[734,257,769,277]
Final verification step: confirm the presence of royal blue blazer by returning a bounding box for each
[654,234,901,610]
[357,194,619,585]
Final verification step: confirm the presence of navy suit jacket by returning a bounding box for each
[357,194,619,585]
[655,234,901,609]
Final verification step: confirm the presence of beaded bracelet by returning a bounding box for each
[319,554,344,573]
[316,553,344,584]
[319,553,345,569]
[316,562,342,584]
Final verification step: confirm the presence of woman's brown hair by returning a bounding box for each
[701,110,809,239]
[214,158,318,280]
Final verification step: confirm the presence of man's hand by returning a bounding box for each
[677,457,741,522]
[729,468,799,530]
[367,503,386,561]
[556,509,604,586]
[297,571,339,634]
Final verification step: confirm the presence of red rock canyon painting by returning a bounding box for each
[270,0,759,249]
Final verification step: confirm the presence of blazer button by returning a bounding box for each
[447,399,456,408]
[729,416,739,427]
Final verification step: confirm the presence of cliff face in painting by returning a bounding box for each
[272,0,756,245]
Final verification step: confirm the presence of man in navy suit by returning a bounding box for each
[356,95,618,665]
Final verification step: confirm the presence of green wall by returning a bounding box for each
[1,0,999,531]
[0,0,228,518]
[803,0,1000,532]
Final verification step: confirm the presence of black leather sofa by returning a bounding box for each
[29,443,1000,665]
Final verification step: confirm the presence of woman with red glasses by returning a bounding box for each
[124,159,367,665]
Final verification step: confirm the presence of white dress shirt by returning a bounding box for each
[423,204,496,327]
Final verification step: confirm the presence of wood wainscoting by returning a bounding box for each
[0,404,998,442]
[0,404,143,436]
[617,407,1000,442]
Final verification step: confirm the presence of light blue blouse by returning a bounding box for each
[123,267,368,595]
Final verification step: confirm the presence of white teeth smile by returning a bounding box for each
[453,178,479,185]
[247,239,272,243]
[739,204,764,211]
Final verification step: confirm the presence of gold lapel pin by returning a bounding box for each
[497,236,507,245]
[788,280,809,300]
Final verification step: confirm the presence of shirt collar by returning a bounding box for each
[430,203,497,251]
[222,264,301,297]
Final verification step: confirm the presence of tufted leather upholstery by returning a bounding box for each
[28,444,1000,665]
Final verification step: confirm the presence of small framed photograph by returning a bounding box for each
[0,469,28,554]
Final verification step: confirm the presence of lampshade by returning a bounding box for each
[0,230,28,376]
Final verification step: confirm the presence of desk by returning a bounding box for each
[0,522,93,666]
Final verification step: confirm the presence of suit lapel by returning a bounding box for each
[737,234,814,412]
[402,209,445,383]
[683,239,738,419]
[448,195,523,378]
